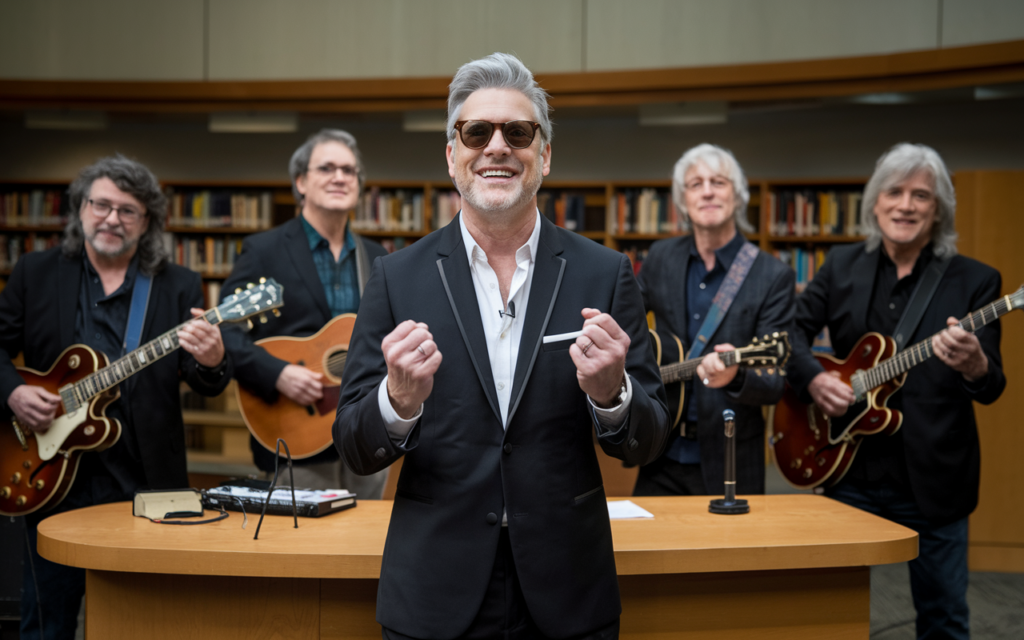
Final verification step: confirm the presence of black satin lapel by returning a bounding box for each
[507,250,565,428]
[286,222,331,321]
[436,253,501,425]
[58,254,81,346]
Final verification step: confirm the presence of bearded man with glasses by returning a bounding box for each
[0,155,231,640]
[220,129,389,497]
[334,52,670,640]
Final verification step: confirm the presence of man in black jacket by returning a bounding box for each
[0,155,231,640]
[221,129,388,496]
[634,143,794,497]
[334,53,670,639]
[787,143,1006,640]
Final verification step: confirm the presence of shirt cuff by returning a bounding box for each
[195,358,228,383]
[378,375,422,444]
[588,372,632,435]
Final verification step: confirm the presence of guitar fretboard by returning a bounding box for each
[61,309,220,412]
[853,292,1019,396]
[660,351,740,384]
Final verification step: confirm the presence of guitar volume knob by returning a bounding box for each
[803,468,813,479]
[1,487,10,499]
[34,479,45,490]
[15,495,27,507]
[11,472,21,484]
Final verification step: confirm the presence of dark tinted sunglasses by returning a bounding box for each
[454,120,541,150]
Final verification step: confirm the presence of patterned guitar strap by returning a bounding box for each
[681,241,759,438]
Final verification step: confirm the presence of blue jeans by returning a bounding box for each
[20,460,132,640]
[827,479,969,640]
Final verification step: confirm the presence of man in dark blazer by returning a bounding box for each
[333,53,671,640]
[0,155,231,640]
[221,129,388,496]
[786,143,1005,640]
[634,144,794,497]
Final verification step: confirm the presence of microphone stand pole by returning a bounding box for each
[709,409,750,515]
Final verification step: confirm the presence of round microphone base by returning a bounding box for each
[709,498,750,515]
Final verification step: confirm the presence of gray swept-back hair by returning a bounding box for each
[862,142,958,257]
[289,129,365,205]
[671,143,753,233]
[447,52,553,150]
[62,154,168,276]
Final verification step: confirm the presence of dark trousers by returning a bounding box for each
[827,478,969,640]
[20,458,132,640]
[632,454,709,496]
[382,528,620,640]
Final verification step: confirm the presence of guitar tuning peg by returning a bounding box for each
[272,309,281,317]
[259,314,268,324]
[246,319,253,331]
[752,336,760,344]
[246,283,255,289]
[235,288,243,294]
[259,277,267,283]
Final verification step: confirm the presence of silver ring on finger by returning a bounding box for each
[417,344,426,356]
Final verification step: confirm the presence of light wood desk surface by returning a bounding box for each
[37,494,917,639]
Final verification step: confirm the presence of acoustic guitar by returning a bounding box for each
[0,278,284,516]
[770,284,1024,490]
[649,328,791,430]
[236,313,354,459]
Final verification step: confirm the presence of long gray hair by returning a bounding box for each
[288,129,365,205]
[671,143,754,233]
[62,154,168,275]
[447,52,553,151]
[862,143,958,257]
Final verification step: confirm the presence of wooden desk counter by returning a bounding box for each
[38,494,916,639]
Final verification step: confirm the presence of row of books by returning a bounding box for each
[351,188,425,232]
[774,246,829,288]
[166,190,274,230]
[1,190,66,227]
[165,233,243,277]
[538,192,588,231]
[768,190,864,237]
[620,245,651,276]
[606,188,679,235]
[0,232,61,271]
[433,191,462,229]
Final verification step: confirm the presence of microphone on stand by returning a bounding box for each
[709,409,750,515]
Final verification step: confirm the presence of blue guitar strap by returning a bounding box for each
[123,272,152,355]
[686,242,759,359]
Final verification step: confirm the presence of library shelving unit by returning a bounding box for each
[0,180,68,279]
[756,178,867,289]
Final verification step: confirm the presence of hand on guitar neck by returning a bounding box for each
[275,364,325,406]
[932,316,989,381]
[7,385,61,433]
[695,344,741,389]
[177,308,226,368]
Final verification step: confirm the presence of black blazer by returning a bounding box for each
[787,242,1005,523]
[220,217,386,470]
[637,235,795,493]
[0,248,232,490]
[333,215,671,639]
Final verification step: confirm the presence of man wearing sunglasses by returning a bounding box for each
[0,155,231,640]
[220,129,389,497]
[334,53,670,640]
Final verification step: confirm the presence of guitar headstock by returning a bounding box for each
[737,331,791,370]
[1009,285,1024,311]
[216,278,284,324]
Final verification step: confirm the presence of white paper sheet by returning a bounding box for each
[606,500,654,519]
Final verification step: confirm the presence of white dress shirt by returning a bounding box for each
[377,211,632,441]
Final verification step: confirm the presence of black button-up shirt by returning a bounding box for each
[846,243,935,487]
[75,254,146,492]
